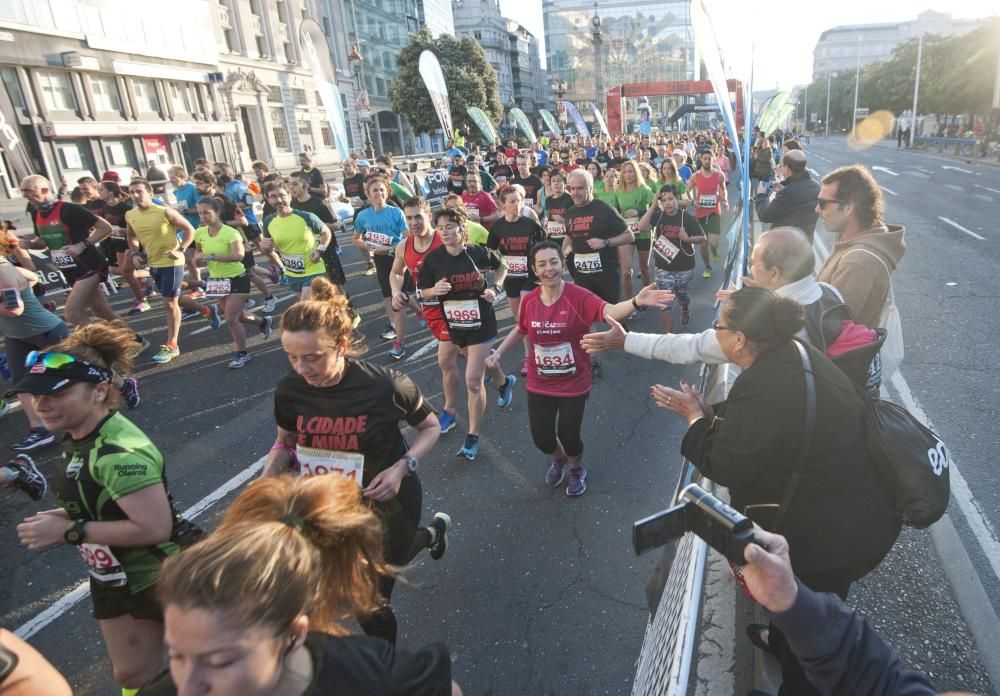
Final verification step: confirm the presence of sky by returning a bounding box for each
[496,0,999,90]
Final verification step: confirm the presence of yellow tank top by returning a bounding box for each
[125,204,182,268]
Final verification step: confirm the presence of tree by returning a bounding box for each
[389,29,503,136]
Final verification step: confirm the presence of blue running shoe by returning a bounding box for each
[566,466,588,497]
[497,374,516,408]
[438,408,457,434]
[456,434,479,461]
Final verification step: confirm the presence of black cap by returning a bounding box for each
[6,360,111,398]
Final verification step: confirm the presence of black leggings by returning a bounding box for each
[358,473,431,644]
[526,391,589,458]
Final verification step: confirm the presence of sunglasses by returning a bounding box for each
[712,320,738,333]
[816,198,843,209]
[25,351,81,370]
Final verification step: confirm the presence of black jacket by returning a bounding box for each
[755,170,821,239]
[682,341,900,576]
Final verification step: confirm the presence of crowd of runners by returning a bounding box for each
[0,126,964,696]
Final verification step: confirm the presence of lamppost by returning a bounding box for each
[824,64,833,137]
[590,4,604,113]
[551,78,568,128]
[347,44,375,160]
[851,33,861,133]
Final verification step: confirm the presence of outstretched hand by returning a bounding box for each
[580,315,627,355]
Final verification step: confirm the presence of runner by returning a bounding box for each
[167,166,204,291]
[261,182,331,301]
[657,158,688,198]
[339,158,375,276]
[213,163,278,302]
[589,162,616,207]
[486,241,670,496]
[18,175,119,328]
[418,207,517,461]
[143,475,460,696]
[460,171,501,228]
[487,187,545,377]
[288,171,348,294]
[687,149,728,278]
[263,277,451,645]
[296,151,326,197]
[192,197,273,369]
[126,178,221,364]
[541,170,573,247]
[639,184,706,332]
[491,152,514,186]
[614,161,655,300]
[511,153,544,212]
[443,194,489,246]
[95,181,149,315]
[353,177,407,344]
[12,320,200,696]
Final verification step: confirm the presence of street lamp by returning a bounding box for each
[347,44,375,160]
[551,78,568,127]
[591,4,604,111]
[851,33,861,133]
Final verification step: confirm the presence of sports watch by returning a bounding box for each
[401,455,418,474]
[64,519,87,546]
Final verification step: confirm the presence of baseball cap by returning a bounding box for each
[357,159,371,167]
[101,171,121,182]
[6,351,112,398]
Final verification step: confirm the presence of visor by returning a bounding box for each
[6,355,112,398]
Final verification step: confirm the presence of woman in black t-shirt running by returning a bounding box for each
[262,277,450,646]
[141,475,461,696]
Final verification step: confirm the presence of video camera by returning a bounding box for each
[632,484,756,566]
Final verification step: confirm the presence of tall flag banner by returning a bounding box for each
[754,93,777,122]
[561,101,589,137]
[298,19,350,159]
[510,108,537,143]
[691,0,742,174]
[538,109,561,136]
[466,106,498,144]
[418,50,453,139]
[758,91,791,135]
[590,102,610,138]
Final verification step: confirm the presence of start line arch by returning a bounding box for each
[604,79,744,135]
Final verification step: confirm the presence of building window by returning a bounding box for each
[132,78,160,113]
[37,70,77,111]
[291,87,307,106]
[474,31,482,40]
[321,126,333,148]
[266,85,282,103]
[340,93,355,149]
[271,107,291,151]
[104,139,131,166]
[1,68,26,110]
[375,77,385,97]
[298,119,313,151]
[168,83,191,115]
[89,75,122,112]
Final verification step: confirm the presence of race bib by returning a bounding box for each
[495,176,508,184]
[204,277,232,297]
[464,205,480,222]
[50,250,76,268]
[350,196,364,209]
[443,298,481,330]
[363,231,395,250]
[525,197,534,207]
[574,252,603,274]
[697,194,718,209]
[280,252,305,273]
[503,255,528,278]
[296,446,364,484]
[625,217,641,235]
[79,543,127,586]
[546,221,566,239]
[534,342,576,377]
[110,226,127,240]
[653,235,680,263]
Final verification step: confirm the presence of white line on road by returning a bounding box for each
[872,166,899,176]
[190,294,295,335]
[405,337,440,362]
[15,456,268,639]
[811,153,832,163]
[939,216,986,241]
[881,186,898,196]
[807,168,820,177]
[976,184,1000,195]
[942,165,973,174]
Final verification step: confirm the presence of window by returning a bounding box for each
[104,139,131,165]
[37,70,77,111]
[298,118,313,151]
[291,88,307,106]
[132,78,160,113]
[169,83,191,114]
[1,68,26,110]
[89,75,122,112]
[271,107,291,151]
[376,77,386,97]
[340,93,355,149]
[267,85,282,103]
[321,126,333,148]
[474,31,482,40]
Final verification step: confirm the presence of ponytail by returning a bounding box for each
[50,320,135,407]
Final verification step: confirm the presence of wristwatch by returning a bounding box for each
[604,238,611,249]
[401,455,418,474]
[64,519,87,546]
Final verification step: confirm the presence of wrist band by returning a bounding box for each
[631,296,647,312]
[271,443,296,453]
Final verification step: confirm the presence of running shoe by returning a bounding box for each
[711,248,720,262]
[228,353,252,369]
[702,268,713,279]
[0,399,9,419]
[364,261,376,276]
[681,304,690,326]
[128,301,151,315]
[207,304,222,330]
[127,336,150,359]
[427,512,451,561]
[566,466,588,497]
[152,344,180,364]
[415,309,427,329]
[521,356,529,377]
[380,325,397,341]
[260,315,274,339]
[120,377,140,410]
[267,265,281,284]
[3,454,46,500]
[351,312,362,329]
[438,408,457,434]
[591,360,603,381]
[245,298,256,310]
[186,288,206,300]
[262,296,277,313]
[457,434,479,461]
[497,375,516,408]
[545,454,569,487]
[388,342,406,360]
[181,309,201,321]
[143,284,158,300]
[11,428,55,452]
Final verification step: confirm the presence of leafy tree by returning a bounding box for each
[390,29,503,135]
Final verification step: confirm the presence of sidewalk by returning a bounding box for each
[863,135,1000,169]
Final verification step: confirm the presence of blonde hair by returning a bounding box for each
[51,320,135,408]
[619,160,647,192]
[157,475,391,636]
[280,277,364,356]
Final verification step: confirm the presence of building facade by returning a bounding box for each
[454,0,515,106]
[419,0,456,37]
[812,10,980,80]
[543,0,697,108]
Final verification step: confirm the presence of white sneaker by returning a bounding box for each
[228,353,252,369]
[262,296,277,313]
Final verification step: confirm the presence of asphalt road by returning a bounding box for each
[0,222,727,694]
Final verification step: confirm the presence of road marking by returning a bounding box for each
[872,166,898,176]
[811,153,832,163]
[405,337,440,362]
[942,165,973,174]
[813,234,1000,587]
[881,186,898,196]
[973,194,995,203]
[944,183,964,191]
[806,167,820,177]
[939,216,986,241]
[189,294,295,335]
[15,455,268,639]
[976,184,1000,195]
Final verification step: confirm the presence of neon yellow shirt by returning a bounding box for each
[262,211,327,278]
[126,205,182,268]
[194,225,245,279]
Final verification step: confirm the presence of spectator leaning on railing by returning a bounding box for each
[754,150,821,240]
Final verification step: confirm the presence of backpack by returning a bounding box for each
[845,248,904,381]
[802,283,884,394]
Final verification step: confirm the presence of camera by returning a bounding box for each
[632,484,756,566]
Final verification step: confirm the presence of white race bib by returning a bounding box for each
[79,543,127,586]
[110,226,127,240]
[533,342,576,377]
[350,196,364,209]
[495,176,508,184]
[50,250,76,268]
[503,255,528,278]
[653,235,680,263]
[546,221,566,239]
[464,205,480,222]
[697,194,718,209]
[280,252,305,273]
[363,231,395,250]
[443,298,482,330]
[296,446,364,484]
[204,277,232,297]
[625,217,641,235]
[574,252,603,274]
